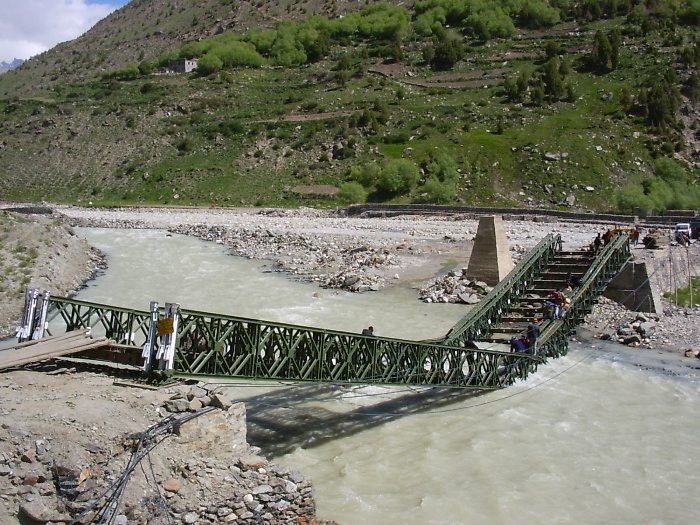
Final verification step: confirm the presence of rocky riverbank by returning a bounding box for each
[53,205,599,295]
[0,369,335,525]
[0,210,104,339]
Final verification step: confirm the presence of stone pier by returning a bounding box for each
[466,216,513,285]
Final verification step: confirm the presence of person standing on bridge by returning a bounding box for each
[526,318,541,355]
[592,233,602,254]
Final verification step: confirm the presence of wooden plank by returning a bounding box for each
[0,333,113,370]
[0,329,90,352]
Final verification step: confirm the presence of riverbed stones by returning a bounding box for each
[420,268,490,304]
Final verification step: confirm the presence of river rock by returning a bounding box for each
[163,478,182,493]
[164,398,191,413]
[638,322,656,337]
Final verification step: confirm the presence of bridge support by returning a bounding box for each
[603,262,661,313]
[17,288,49,343]
[142,301,160,373]
[466,216,513,286]
[155,303,180,371]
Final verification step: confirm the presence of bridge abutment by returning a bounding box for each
[603,262,661,313]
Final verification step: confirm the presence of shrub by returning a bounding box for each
[519,0,561,29]
[430,28,463,70]
[268,21,307,66]
[246,28,277,55]
[197,53,224,74]
[377,159,420,195]
[349,163,381,188]
[420,177,456,204]
[467,8,515,40]
[218,41,265,68]
[337,182,368,204]
[383,131,410,144]
[101,64,139,81]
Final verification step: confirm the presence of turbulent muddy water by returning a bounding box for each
[76,228,700,525]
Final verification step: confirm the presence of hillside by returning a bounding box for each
[0,0,698,212]
[0,0,397,98]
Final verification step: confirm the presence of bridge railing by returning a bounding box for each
[44,296,152,346]
[536,233,631,357]
[564,232,631,327]
[442,233,562,347]
[173,307,539,387]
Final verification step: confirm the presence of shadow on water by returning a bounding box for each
[228,382,491,458]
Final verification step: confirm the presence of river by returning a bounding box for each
[75,228,700,525]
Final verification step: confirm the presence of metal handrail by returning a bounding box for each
[442,233,562,346]
[537,233,631,351]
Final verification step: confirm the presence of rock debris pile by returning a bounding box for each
[583,297,700,353]
[419,269,492,304]
[169,224,401,292]
[0,371,335,525]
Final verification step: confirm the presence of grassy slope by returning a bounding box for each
[0,9,695,210]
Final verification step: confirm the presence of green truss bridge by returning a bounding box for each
[14,234,630,390]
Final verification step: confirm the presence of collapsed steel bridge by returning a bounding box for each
[17,234,630,389]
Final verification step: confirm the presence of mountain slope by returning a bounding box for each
[0,0,413,98]
[0,0,697,212]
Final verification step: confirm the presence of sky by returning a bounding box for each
[0,0,130,63]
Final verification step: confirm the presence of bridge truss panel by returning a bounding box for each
[44,297,152,347]
[443,233,562,347]
[173,308,539,388]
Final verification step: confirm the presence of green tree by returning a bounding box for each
[520,0,561,28]
[545,40,561,59]
[430,28,464,71]
[530,80,545,105]
[197,54,223,75]
[541,57,564,98]
[516,71,531,98]
[246,28,277,55]
[503,76,519,101]
[591,30,613,72]
[270,22,307,66]
[350,163,381,188]
[565,82,576,102]
[609,28,621,69]
[643,71,681,130]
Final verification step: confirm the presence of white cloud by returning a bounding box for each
[0,1,122,63]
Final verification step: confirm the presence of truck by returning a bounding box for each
[690,217,700,239]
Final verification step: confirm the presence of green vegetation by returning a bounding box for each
[617,158,700,213]
[0,0,698,210]
[663,276,700,307]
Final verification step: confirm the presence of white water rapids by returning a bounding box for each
[74,228,700,525]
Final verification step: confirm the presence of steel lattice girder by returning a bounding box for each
[444,234,562,347]
[35,235,636,389]
[173,308,536,387]
[46,297,152,346]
